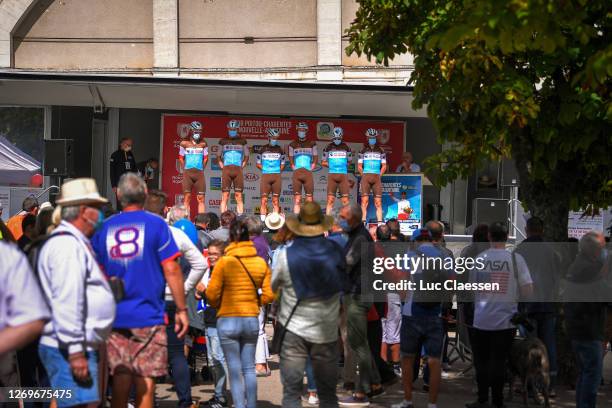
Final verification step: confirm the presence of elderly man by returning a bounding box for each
[92,173,187,408]
[564,231,611,408]
[338,203,384,406]
[37,178,116,407]
[395,152,420,173]
[273,202,345,407]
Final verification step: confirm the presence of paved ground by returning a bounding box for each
[156,348,612,407]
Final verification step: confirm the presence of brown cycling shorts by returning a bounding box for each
[261,174,282,196]
[292,168,314,196]
[182,168,206,194]
[360,173,382,197]
[107,325,168,377]
[221,165,244,192]
[327,173,350,197]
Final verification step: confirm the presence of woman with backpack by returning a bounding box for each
[204,219,275,408]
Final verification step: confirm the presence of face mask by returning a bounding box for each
[228,130,238,138]
[297,131,306,140]
[123,146,132,152]
[270,139,278,146]
[85,209,104,232]
[368,138,377,146]
[333,138,342,146]
[193,133,201,141]
[339,219,351,233]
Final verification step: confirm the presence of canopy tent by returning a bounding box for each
[0,135,41,186]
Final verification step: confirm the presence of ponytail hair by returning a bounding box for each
[229,219,250,243]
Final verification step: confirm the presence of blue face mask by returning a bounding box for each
[333,138,342,145]
[270,139,278,146]
[297,131,306,140]
[228,130,238,138]
[86,208,104,232]
[339,219,351,233]
[368,138,377,146]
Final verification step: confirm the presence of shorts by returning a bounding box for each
[107,325,168,378]
[327,173,350,197]
[360,173,382,197]
[182,168,206,194]
[38,345,100,407]
[382,301,402,344]
[292,168,314,196]
[221,165,244,193]
[261,174,282,196]
[400,315,443,358]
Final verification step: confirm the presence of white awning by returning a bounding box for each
[0,71,424,118]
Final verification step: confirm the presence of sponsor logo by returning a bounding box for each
[252,145,265,154]
[208,199,221,206]
[243,186,257,191]
[319,175,327,183]
[210,145,219,153]
[210,177,222,191]
[316,122,334,140]
[245,172,260,182]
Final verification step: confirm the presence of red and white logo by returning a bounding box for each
[245,173,260,182]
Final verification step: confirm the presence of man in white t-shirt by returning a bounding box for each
[467,222,533,408]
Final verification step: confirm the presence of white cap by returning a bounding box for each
[264,212,285,230]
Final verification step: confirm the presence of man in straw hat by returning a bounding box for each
[271,201,347,408]
[91,173,188,408]
[36,178,116,407]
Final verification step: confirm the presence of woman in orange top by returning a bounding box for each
[205,219,274,408]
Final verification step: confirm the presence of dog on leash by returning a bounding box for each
[508,336,551,407]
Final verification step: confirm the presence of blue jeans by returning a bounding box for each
[217,317,259,408]
[572,340,603,408]
[166,302,192,408]
[206,327,228,399]
[305,357,317,393]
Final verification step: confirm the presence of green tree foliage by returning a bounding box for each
[347,0,611,240]
[0,107,44,163]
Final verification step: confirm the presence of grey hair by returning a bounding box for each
[167,205,188,225]
[579,231,603,257]
[345,202,362,221]
[244,215,264,236]
[60,205,81,222]
[118,173,146,207]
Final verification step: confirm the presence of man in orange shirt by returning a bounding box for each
[6,196,39,240]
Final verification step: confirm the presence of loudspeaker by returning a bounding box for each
[500,159,519,186]
[472,198,508,227]
[44,139,74,176]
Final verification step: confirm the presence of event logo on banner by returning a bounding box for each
[360,174,423,234]
[160,115,405,216]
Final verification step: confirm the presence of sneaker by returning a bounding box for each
[255,368,271,377]
[391,401,413,408]
[441,370,450,379]
[366,387,385,399]
[301,394,320,406]
[393,363,402,377]
[338,394,370,406]
[206,396,228,408]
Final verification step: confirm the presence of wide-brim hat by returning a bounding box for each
[264,212,285,230]
[56,178,108,206]
[285,201,334,237]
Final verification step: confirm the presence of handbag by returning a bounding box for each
[269,299,300,355]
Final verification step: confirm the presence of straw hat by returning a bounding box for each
[285,202,333,237]
[264,212,285,230]
[56,178,108,206]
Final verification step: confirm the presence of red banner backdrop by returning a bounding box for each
[160,114,405,215]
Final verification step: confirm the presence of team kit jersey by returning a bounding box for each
[219,138,249,166]
[92,210,180,329]
[323,143,352,174]
[257,145,285,174]
[288,141,317,170]
[359,146,387,174]
[180,142,208,170]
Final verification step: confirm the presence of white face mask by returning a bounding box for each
[193,133,201,141]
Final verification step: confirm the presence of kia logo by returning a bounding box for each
[245,173,260,182]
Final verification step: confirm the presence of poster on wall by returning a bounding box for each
[568,209,605,239]
[360,173,423,233]
[160,115,405,216]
